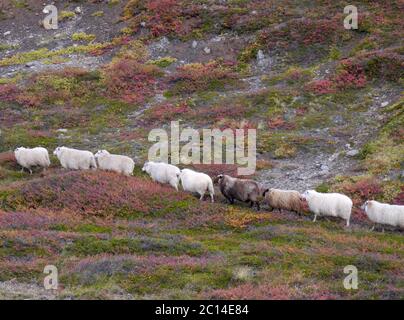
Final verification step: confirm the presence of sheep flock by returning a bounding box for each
[11,146,404,231]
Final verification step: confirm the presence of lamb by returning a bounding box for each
[266,188,304,214]
[95,150,135,176]
[53,146,97,170]
[362,200,404,230]
[301,190,352,226]
[14,147,50,174]
[179,168,215,202]
[215,174,268,210]
[142,161,181,190]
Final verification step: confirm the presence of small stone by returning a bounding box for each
[257,49,265,61]
[346,149,359,157]
[57,129,68,133]
[3,31,11,36]
[192,40,198,48]
[140,21,146,27]
[203,47,211,54]
[320,164,329,171]
[75,6,82,14]
[381,101,389,107]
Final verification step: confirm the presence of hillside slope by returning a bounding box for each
[0,0,403,299]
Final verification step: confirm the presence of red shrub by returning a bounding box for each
[207,283,294,300]
[0,84,19,102]
[340,178,383,207]
[267,117,296,130]
[146,0,183,37]
[2,171,197,216]
[103,58,161,104]
[260,16,340,50]
[305,79,336,95]
[0,152,16,165]
[14,93,42,107]
[143,101,192,124]
[198,104,246,124]
[169,61,238,95]
[392,186,404,205]
[360,50,404,82]
[334,59,367,89]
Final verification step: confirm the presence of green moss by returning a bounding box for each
[0,127,57,153]
[274,144,297,159]
[238,40,261,64]
[91,11,104,17]
[259,132,318,155]
[72,32,96,42]
[66,236,204,257]
[328,46,341,60]
[59,11,76,21]
[316,183,330,193]
[76,224,112,234]
[120,27,133,35]
[11,0,28,9]
[0,43,112,66]
[0,44,18,51]
[360,100,404,174]
[147,56,177,68]
[350,37,378,55]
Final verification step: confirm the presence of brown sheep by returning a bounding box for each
[266,188,304,215]
[215,174,269,210]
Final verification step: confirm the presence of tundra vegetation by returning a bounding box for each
[0,0,402,299]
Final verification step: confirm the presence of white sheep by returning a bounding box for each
[142,161,181,190]
[95,150,134,176]
[362,200,404,230]
[301,190,352,226]
[14,147,50,174]
[53,146,97,170]
[179,168,215,202]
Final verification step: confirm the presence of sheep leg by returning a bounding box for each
[29,168,33,175]
[256,202,260,211]
[199,193,205,201]
[210,193,214,203]
[370,225,375,231]
[20,167,25,173]
[346,219,350,227]
[313,214,317,223]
